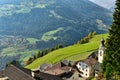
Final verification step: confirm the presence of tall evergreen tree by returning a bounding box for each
[102,0,120,79]
[36,51,41,58]
[87,32,92,39]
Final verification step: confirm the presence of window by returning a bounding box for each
[82,68,84,71]
[86,73,87,76]
[79,63,81,66]
[99,51,103,56]
[86,69,87,72]
[86,65,88,68]
[100,51,102,56]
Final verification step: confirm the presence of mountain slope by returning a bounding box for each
[26,33,108,69]
[89,0,115,10]
[0,0,112,49]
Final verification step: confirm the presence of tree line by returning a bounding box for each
[77,31,97,44]
[25,44,63,65]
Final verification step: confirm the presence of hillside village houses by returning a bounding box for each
[0,38,105,80]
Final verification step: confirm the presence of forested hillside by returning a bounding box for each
[0,0,112,49]
[0,0,113,70]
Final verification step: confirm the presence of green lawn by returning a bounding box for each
[66,51,95,61]
[26,33,108,69]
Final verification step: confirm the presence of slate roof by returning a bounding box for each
[94,62,102,71]
[69,61,75,66]
[44,67,71,76]
[39,63,52,71]
[80,58,98,66]
[61,60,75,67]
[0,70,5,78]
[38,61,74,79]
[43,62,71,76]
[0,64,63,80]
[15,65,32,76]
[4,64,35,80]
[61,60,70,66]
[88,51,98,60]
[37,72,62,80]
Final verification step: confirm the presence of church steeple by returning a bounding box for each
[99,38,105,50]
[101,38,105,46]
[98,38,105,63]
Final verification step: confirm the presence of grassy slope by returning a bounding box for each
[26,33,108,69]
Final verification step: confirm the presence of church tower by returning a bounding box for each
[98,38,105,63]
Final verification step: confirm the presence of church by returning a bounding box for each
[76,38,105,78]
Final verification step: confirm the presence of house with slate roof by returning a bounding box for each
[0,64,35,80]
[76,58,98,78]
[38,60,75,79]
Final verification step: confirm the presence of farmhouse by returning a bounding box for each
[76,38,105,78]
[76,58,98,78]
[0,64,35,80]
[38,60,75,80]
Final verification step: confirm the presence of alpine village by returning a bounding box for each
[0,0,119,80]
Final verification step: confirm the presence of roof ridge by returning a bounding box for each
[10,65,35,80]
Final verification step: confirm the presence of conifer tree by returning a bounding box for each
[102,0,120,79]
[36,51,41,58]
[87,32,92,39]
[92,31,97,36]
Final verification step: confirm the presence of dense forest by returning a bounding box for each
[0,0,112,49]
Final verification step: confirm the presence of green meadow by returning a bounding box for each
[26,33,108,69]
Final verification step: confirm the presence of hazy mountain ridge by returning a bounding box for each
[89,0,116,11]
[110,5,116,12]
